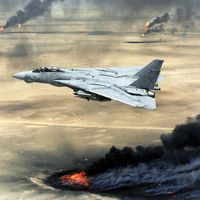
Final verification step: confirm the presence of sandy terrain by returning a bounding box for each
[0,9,200,200]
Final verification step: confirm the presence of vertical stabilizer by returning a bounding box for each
[131,60,164,90]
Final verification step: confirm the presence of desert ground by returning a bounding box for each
[0,8,200,200]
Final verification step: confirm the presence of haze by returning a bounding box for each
[0,1,200,199]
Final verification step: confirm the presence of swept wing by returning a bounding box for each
[55,79,156,110]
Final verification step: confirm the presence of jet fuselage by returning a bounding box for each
[13,59,164,109]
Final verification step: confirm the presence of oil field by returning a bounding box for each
[1,1,200,200]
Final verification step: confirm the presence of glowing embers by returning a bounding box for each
[0,23,21,33]
[0,26,5,32]
[60,171,91,187]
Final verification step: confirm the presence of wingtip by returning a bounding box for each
[153,59,164,63]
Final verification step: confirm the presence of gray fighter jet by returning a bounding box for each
[13,59,164,110]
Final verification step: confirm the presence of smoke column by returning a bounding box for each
[4,0,63,29]
[146,13,170,29]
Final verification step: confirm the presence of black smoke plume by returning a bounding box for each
[86,145,164,176]
[146,13,170,29]
[142,13,170,36]
[161,115,200,151]
[87,115,200,175]
[4,0,63,29]
[143,3,198,36]
[43,114,200,199]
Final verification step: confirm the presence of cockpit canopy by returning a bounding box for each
[32,67,65,73]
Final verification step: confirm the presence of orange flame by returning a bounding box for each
[141,22,150,37]
[145,22,150,29]
[0,26,5,32]
[60,171,90,187]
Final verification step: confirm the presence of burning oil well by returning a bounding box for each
[0,0,63,32]
[142,6,197,37]
[41,115,200,198]
[142,13,170,37]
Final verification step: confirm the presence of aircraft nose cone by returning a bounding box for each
[13,72,25,80]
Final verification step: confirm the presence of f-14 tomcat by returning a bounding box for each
[13,60,164,110]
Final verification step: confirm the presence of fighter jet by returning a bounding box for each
[13,59,164,110]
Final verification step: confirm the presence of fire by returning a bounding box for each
[0,26,5,32]
[141,22,150,37]
[60,171,90,187]
[145,22,150,30]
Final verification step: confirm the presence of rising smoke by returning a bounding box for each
[145,13,170,29]
[86,145,164,176]
[143,5,198,36]
[3,0,64,29]
[1,0,200,33]
[87,115,200,175]
[161,115,200,151]
[45,114,200,198]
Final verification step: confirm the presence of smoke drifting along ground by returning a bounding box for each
[86,115,200,175]
[43,115,200,199]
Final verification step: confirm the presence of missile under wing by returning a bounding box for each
[55,60,164,110]
[13,60,164,110]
